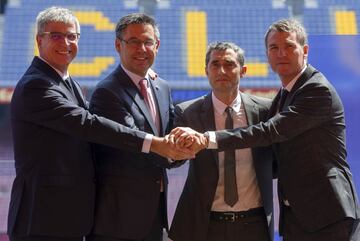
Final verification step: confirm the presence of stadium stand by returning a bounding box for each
[0,1,360,240]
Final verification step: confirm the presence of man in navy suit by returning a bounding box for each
[171,19,360,241]
[88,13,175,241]
[8,7,191,241]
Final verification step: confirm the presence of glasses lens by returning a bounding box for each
[145,40,155,47]
[66,33,79,42]
[49,33,63,41]
[127,39,141,47]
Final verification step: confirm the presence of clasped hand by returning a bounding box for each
[150,127,208,160]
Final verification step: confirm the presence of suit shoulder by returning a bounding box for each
[245,93,272,110]
[16,69,56,91]
[152,76,171,90]
[176,96,206,112]
[94,71,119,88]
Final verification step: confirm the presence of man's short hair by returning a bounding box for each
[264,18,307,47]
[205,41,245,67]
[115,13,160,40]
[36,6,80,34]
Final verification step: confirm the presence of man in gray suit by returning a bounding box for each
[171,19,360,241]
[168,42,275,241]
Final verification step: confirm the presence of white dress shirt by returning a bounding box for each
[210,92,262,211]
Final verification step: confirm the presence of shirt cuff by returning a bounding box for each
[206,131,218,149]
[142,134,153,153]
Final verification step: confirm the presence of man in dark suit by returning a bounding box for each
[88,13,174,241]
[171,19,360,241]
[168,42,275,241]
[8,7,191,241]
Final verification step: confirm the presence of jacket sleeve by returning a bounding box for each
[18,77,146,152]
[216,80,333,151]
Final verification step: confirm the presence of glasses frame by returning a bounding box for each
[41,31,81,42]
[118,38,157,48]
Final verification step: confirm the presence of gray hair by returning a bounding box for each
[264,18,307,47]
[115,13,160,40]
[205,41,245,67]
[36,6,80,34]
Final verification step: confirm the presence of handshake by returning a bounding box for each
[151,127,209,160]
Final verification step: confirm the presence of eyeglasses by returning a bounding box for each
[119,38,156,48]
[41,32,80,42]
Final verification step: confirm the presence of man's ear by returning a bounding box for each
[115,38,121,53]
[303,44,309,60]
[240,65,247,78]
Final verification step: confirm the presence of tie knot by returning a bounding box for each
[281,88,289,97]
[64,77,71,84]
[63,77,74,92]
[139,78,148,90]
[225,106,233,116]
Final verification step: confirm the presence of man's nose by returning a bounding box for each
[137,42,147,51]
[278,48,287,57]
[218,65,226,73]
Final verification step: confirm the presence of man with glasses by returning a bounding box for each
[88,13,174,241]
[8,7,191,241]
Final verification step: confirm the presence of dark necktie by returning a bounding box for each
[64,77,74,95]
[63,77,85,107]
[224,106,238,206]
[278,88,289,111]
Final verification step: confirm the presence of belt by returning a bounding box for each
[210,207,265,222]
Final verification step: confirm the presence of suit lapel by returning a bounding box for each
[290,64,316,93]
[150,80,165,136]
[117,66,158,135]
[240,93,261,173]
[267,65,317,119]
[69,77,87,108]
[200,94,219,166]
[267,90,281,119]
[33,57,62,84]
[60,80,79,104]
[282,64,317,109]
[241,92,259,125]
[33,57,83,106]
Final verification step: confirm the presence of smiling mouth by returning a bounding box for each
[57,50,71,54]
[135,57,147,60]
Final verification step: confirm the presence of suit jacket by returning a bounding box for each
[89,65,174,239]
[215,65,360,233]
[168,92,275,241]
[8,57,146,238]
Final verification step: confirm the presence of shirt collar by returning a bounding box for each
[283,65,307,92]
[211,91,242,116]
[38,56,69,80]
[121,64,150,88]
